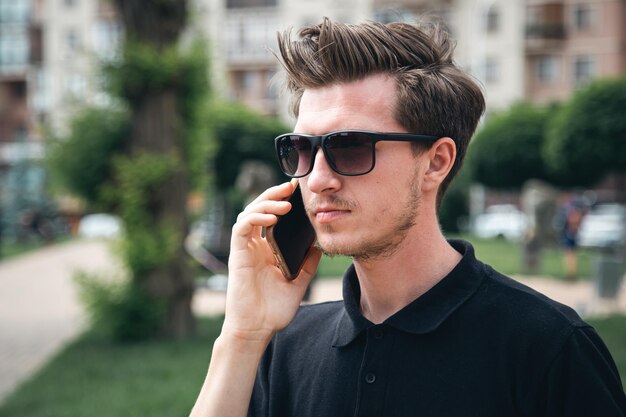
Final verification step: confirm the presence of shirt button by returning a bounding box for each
[365,373,376,384]
[373,329,384,339]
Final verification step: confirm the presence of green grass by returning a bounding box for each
[455,235,594,280]
[588,315,626,383]
[1,314,624,416]
[0,317,223,417]
[316,235,597,280]
[0,236,73,261]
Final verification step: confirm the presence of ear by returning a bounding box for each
[422,137,456,192]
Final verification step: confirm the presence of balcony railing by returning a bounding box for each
[526,23,566,40]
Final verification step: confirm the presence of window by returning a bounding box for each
[64,0,77,7]
[94,20,122,59]
[0,28,29,69]
[535,56,559,83]
[0,0,29,23]
[485,6,500,33]
[66,29,80,51]
[573,55,595,85]
[64,73,85,96]
[226,0,276,8]
[572,4,595,31]
[484,57,499,84]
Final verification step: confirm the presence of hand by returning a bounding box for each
[223,181,322,346]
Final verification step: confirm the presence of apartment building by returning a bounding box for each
[0,0,46,237]
[199,0,373,120]
[42,0,121,134]
[525,0,626,103]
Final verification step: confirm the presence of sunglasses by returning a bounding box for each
[274,130,439,178]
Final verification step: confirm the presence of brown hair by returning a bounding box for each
[276,17,485,206]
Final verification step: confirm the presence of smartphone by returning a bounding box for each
[265,183,317,280]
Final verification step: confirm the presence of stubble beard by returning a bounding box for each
[314,168,423,262]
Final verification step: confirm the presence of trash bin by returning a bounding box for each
[594,253,625,299]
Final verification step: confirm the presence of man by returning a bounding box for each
[191,18,626,416]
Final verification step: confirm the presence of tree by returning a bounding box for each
[47,107,129,209]
[104,0,211,339]
[203,102,288,258]
[210,102,287,192]
[544,77,626,194]
[466,102,555,190]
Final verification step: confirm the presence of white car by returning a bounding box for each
[78,213,122,239]
[578,204,626,249]
[472,204,528,241]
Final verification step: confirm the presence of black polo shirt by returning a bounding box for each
[249,240,626,416]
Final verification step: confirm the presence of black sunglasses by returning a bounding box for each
[274,130,439,178]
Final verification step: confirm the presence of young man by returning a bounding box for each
[191,18,626,417]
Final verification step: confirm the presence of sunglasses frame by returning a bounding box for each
[274,130,439,178]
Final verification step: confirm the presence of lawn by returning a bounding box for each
[1,314,624,416]
[0,318,223,417]
[317,234,596,280]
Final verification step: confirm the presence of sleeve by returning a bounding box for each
[538,325,626,416]
[247,340,273,417]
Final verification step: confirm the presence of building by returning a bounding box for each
[0,0,46,239]
[42,0,121,134]
[199,0,373,121]
[525,0,626,104]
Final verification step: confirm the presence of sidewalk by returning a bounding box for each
[1,239,624,404]
[194,273,626,317]
[0,239,120,403]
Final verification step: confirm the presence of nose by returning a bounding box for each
[304,147,342,194]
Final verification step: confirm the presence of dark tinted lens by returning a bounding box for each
[278,135,313,177]
[325,132,375,175]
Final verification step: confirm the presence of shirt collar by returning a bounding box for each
[332,240,485,347]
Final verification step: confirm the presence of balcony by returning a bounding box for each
[525,23,566,51]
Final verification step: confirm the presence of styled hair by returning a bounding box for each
[276,17,485,206]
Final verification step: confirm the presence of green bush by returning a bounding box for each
[46,107,130,208]
[466,102,554,190]
[544,77,626,186]
[75,272,166,342]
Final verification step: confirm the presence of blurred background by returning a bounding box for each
[0,0,625,415]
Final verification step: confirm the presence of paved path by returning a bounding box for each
[0,239,120,403]
[1,239,625,404]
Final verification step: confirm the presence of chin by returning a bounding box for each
[315,235,354,257]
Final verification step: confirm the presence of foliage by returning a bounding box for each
[466,102,555,190]
[439,166,472,233]
[544,77,626,187]
[106,153,182,277]
[46,107,129,208]
[75,272,166,342]
[179,41,213,191]
[210,101,288,190]
[49,35,211,340]
[104,40,212,191]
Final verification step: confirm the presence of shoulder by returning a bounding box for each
[469,263,590,357]
[270,300,345,349]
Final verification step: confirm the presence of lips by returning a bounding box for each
[313,206,350,224]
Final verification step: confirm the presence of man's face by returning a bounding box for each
[294,74,427,260]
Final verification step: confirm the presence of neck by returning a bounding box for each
[353,220,462,324]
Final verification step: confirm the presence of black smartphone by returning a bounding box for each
[265,183,317,280]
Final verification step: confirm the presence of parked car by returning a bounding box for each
[472,204,528,241]
[78,213,122,239]
[578,204,626,249]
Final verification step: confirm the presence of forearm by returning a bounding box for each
[190,334,269,417]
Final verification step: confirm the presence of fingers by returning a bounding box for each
[243,181,295,211]
[300,246,322,278]
[232,182,295,245]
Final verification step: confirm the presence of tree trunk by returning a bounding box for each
[114,0,195,339]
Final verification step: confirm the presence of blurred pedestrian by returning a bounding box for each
[559,195,586,281]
